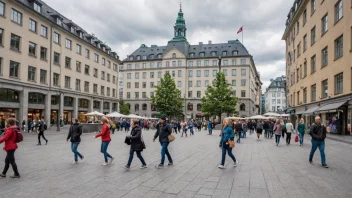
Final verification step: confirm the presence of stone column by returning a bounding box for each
[109,101,112,113]
[88,98,93,112]
[73,97,78,119]
[100,99,104,113]
[20,88,29,123]
[44,92,51,125]
[60,94,64,120]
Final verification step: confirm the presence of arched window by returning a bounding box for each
[150,54,155,59]
[129,56,134,60]
[197,104,201,111]
[0,89,19,102]
[78,99,89,108]
[172,53,176,58]
[64,96,74,106]
[157,54,162,59]
[142,103,147,110]
[136,55,141,60]
[233,50,238,56]
[240,103,245,111]
[126,103,131,110]
[135,104,139,111]
[188,103,193,111]
[199,52,205,57]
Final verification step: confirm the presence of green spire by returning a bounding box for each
[172,2,187,41]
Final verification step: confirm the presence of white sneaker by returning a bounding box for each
[234,160,238,167]
[109,157,115,165]
[101,163,108,166]
[72,161,78,164]
[218,165,225,169]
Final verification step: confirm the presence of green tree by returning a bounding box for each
[152,73,183,119]
[201,72,238,123]
[119,100,130,115]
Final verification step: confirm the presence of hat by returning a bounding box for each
[160,115,166,121]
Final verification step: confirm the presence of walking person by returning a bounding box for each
[21,120,25,132]
[235,121,242,143]
[285,120,294,145]
[248,120,253,135]
[188,121,194,136]
[269,120,274,138]
[111,120,116,134]
[309,116,328,168]
[256,120,263,140]
[125,119,147,170]
[207,120,213,135]
[153,116,173,169]
[37,117,48,145]
[242,121,247,138]
[297,118,306,146]
[263,120,269,138]
[273,120,282,146]
[67,118,84,164]
[218,119,237,169]
[0,118,20,178]
[181,122,188,137]
[94,117,114,166]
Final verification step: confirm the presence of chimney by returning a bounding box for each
[208,40,212,44]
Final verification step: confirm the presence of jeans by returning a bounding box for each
[309,139,326,165]
[275,135,281,145]
[101,141,113,163]
[249,129,254,135]
[221,143,236,166]
[286,133,292,145]
[208,129,212,135]
[160,142,173,165]
[71,142,83,162]
[264,129,268,138]
[242,130,246,138]
[237,131,241,143]
[181,130,187,137]
[2,150,19,176]
[299,133,304,145]
[38,131,47,144]
[269,130,273,138]
[127,147,146,166]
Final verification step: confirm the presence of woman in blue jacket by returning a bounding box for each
[218,119,237,169]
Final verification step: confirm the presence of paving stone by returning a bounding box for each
[196,188,215,196]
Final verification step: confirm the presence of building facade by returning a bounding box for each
[261,94,266,114]
[121,5,262,119]
[264,76,287,113]
[282,0,352,134]
[0,0,120,125]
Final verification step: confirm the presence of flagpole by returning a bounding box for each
[242,26,244,44]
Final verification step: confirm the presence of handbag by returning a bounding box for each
[124,136,131,145]
[295,134,299,142]
[141,135,146,149]
[168,133,175,142]
[228,139,235,148]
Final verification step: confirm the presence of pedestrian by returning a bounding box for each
[181,122,188,137]
[218,119,237,169]
[66,118,84,164]
[273,120,282,146]
[125,120,130,133]
[21,120,25,132]
[256,120,263,140]
[309,116,328,168]
[37,117,48,145]
[153,116,173,169]
[0,118,20,178]
[94,117,114,166]
[297,118,306,146]
[235,121,242,143]
[269,120,274,138]
[242,121,247,138]
[177,122,181,133]
[188,121,194,136]
[125,119,147,170]
[248,120,253,135]
[263,120,269,138]
[207,120,213,135]
[285,120,294,145]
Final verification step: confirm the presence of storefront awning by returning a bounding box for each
[295,110,305,115]
[302,106,320,115]
[315,101,346,113]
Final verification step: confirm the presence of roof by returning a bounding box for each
[267,76,286,89]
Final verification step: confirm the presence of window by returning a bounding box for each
[211,51,216,56]
[272,99,276,104]
[322,47,328,67]
[158,71,162,78]
[0,28,3,46]
[322,79,328,98]
[232,59,236,65]
[202,70,208,77]
[34,2,41,13]
[197,91,201,98]
[196,80,201,87]
[28,93,45,104]
[29,19,37,32]
[11,9,22,25]
[232,69,236,76]
[53,52,60,64]
[150,92,154,97]
[277,93,281,97]
[150,82,154,88]
[172,71,175,77]
[205,80,209,87]
[241,59,246,65]
[135,72,139,79]
[335,73,343,94]
[142,72,146,79]
[85,49,90,58]
[53,32,60,44]
[142,92,146,99]
[94,54,99,63]
[65,76,71,88]
[188,91,192,98]
[311,0,316,13]
[157,62,162,68]
[322,14,328,35]
[335,35,343,59]
[311,55,316,74]
[28,66,36,81]
[241,79,246,86]
[127,92,131,99]
[197,60,201,66]
[303,9,307,25]
[39,69,46,84]
[102,58,105,66]
[188,70,193,77]
[107,88,110,97]
[166,61,169,67]
[204,60,209,66]
[196,70,201,77]
[101,86,105,95]
[28,42,36,56]
[303,61,307,77]
[302,88,307,104]
[53,73,60,86]
[241,90,246,97]
[76,44,82,54]
[127,82,131,88]
[40,47,47,60]
[76,79,81,91]
[188,61,193,67]
[297,22,300,34]
[311,26,316,45]
[10,34,20,51]
[188,81,192,87]
[241,69,246,76]
[135,63,140,69]
[297,43,301,57]
[212,60,217,66]
[303,34,307,51]
[142,82,146,88]
[335,0,343,23]
[150,62,155,68]
[93,84,98,94]
[277,99,281,104]
[107,74,110,82]
[85,65,90,75]
[172,61,176,67]
[101,71,105,80]
[311,84,316,102]
[76,61,81,72]
[223,69,228,76]
[135,92,139,99]
[65,57,71,69]
[113,76,116,84]
[213,70,217,77]
[233,50,238,56]
[0,1,4,16]
[150,72,155,78]
[93,68,98,77]
[84,81,89,92]
[232,80,236,86]
[177,81,182,87]
[223,60,228,66]
[177,70,181,77]
[56,18,62,26]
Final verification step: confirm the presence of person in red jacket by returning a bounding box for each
[0,118,20,178]
[94,117,114,166]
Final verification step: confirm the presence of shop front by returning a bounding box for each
[51,110,58,125]
[78,99,89,123]
[78,111,88,123]
[0,88,20,121]
[28,109,42,121]
[63,110,73,125]
[315,101,348,135]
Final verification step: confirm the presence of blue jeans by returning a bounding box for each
[275,134,281,145]
[309,140,326,165]
[221,143,236,166]
[127,147,146,166]
[160,142,173,165]
[237,131,241,143]
[242,130,246,138]
[101,141,113,163]
[71,142,83,162]
[299,133,304,145]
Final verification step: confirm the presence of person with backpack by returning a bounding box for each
[309,116,328,168]
[0,118,21,178]
[67,118,84,164]
[218,119,237,169]
[37,117,48,145]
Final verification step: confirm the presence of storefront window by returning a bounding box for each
[93,101,100,109]
[64,96,74,106]
[28,93,45,104]
[78,99,89,108]
[104,102,110,109]
[51,95,59,105]
[0,89,19,102]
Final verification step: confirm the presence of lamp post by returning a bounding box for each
[218,56,222,72]
[184,94,186,121]
[56,92,62,131]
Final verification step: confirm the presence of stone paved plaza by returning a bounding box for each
[1,127,352,198]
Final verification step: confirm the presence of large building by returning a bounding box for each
[261,94,266,114]
[264,76,287,113]
[0,0,120,125]
[282,0,352,134]
[121,5,262,119]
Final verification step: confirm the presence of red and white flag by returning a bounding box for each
[237,27,243,34]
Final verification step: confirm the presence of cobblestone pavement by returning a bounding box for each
[1,128,352,198]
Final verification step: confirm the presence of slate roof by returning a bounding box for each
[267,77,286,89]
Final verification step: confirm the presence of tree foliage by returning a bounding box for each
[201,72,238,122]
[119,99,130,115]
[152,73,183,119]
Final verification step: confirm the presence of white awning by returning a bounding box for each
[302,106,320,115]
[316,101,347,113]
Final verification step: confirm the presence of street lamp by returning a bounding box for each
[218,56,222,72]
[56,92,62,131]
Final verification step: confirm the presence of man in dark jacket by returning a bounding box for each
[67,118,84,164]
[235,122,243,143]
[248,121,253,135]
[309,116,328,168]
[153,116,173,168]
[263,121,269,138]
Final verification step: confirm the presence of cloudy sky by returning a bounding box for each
[45,0,292,91]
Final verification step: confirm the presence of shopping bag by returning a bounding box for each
[295,134,299,143]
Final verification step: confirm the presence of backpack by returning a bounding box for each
[43,124,48,130]
[12,128,23,143]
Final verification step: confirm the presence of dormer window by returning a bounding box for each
[222,51,227,56]
[199,52,205,57]
[136,55,141,60]
[150,54,155,59]
[233,50,238,55]
[172,53,176,58]
[142,55,147,60]
[34,2,41,13]
[56,18,62,26]
[129,56,134,61]
[70,26,75,33]
[189,53,194,58]
[211,51,217,56]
